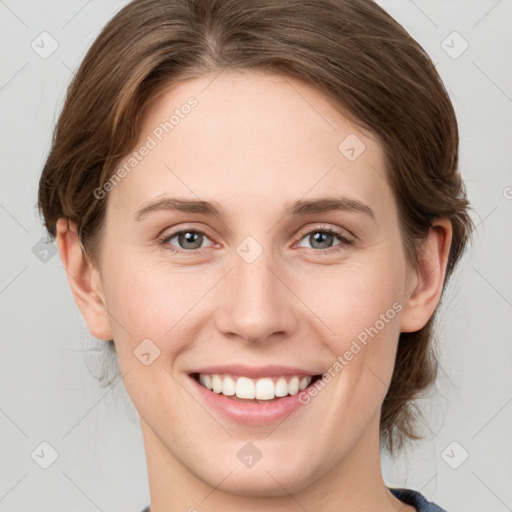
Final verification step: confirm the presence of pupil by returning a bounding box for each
[180,232,202,249]
[311,232,332,249]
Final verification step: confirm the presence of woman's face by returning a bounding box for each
[88,70,419,495]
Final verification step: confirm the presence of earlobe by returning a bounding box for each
[400,218,453,333]
[55,218,113,341]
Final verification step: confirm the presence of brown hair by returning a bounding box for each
[37,0,473,454]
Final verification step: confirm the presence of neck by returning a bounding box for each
[140,414,412,512]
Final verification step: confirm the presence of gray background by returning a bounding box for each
[1,1,511,511]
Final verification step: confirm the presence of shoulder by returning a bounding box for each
[388,487,448,512]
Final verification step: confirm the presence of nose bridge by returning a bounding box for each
[215,238,297,343]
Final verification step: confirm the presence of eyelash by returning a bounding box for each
[158,225,353,256]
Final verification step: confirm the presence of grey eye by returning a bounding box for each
[167,231,210,250]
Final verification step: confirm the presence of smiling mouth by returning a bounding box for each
[190,372,323,403]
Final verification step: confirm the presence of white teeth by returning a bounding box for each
[288,376,300,395]
[236,376,255,399]
[222,376,236,396]
[212,375,223,393]
[274,377,288,397]
[196,373,314,400]
[299,377,310,390]
[255,378,274,400]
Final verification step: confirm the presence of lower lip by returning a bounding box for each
[188,375,313,425]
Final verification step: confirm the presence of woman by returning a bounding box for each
[37,0,472,510]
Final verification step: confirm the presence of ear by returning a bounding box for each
[400,218,453,333]
[55,218,113,341]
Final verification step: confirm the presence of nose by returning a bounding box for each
[214,246,299,344]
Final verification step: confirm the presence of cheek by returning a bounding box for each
[99,255,214,358]
[99,259,211,415]
[296,258,405,400]
[296,257,404,342]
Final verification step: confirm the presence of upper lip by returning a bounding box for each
[188,364,322,378]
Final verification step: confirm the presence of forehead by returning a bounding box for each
[108,69,394,222]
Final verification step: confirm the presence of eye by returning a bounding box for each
[160,228,213,253]
[158,225,353,255]
[296,226,353,252]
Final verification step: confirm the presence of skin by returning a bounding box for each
[56,69,452,512]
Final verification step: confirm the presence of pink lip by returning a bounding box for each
[188,374,317,425]
[188,364,319,378]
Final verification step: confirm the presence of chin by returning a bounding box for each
[207,468,312,498]
[192,450,322,498]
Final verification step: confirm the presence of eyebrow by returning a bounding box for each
[134,195,376,222]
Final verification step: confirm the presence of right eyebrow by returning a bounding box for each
[134,197,226,221]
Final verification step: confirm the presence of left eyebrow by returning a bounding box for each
[283,196,376,221]
[133,195,376,222]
